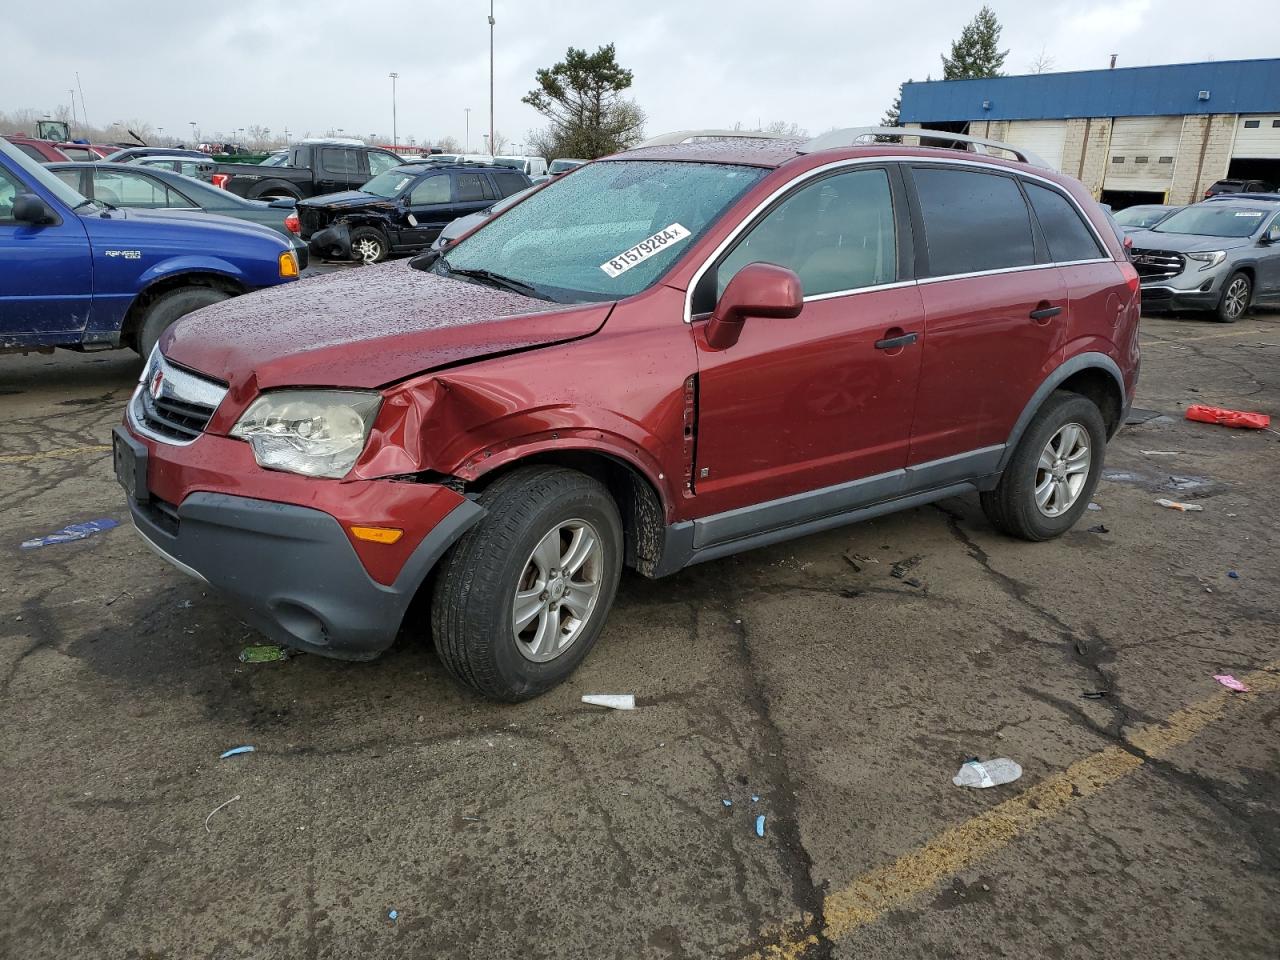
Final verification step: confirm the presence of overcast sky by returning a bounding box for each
[5,0,1279,149]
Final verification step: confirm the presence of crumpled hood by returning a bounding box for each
[162,261,612,391]
[1128,229,1255,253]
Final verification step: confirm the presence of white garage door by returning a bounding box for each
[1105,116,1183,193]
[1003,120,1067,171]
[1232,116,1280,158]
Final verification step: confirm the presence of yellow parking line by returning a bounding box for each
[0,444,111,465]
[746,662,1280,959]
[1141,329,1271,346]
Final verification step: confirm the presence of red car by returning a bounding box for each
[3,135,70,163]
[54,141,113,161]
[114,127,1141,701]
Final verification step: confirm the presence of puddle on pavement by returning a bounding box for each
[1101,468,1226,497]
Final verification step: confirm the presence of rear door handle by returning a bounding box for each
[1029,304,1063,321]
[874,332,919,350]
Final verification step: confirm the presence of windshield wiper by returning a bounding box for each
[446,265,545,299]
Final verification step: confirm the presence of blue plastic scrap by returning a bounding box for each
[722,799,733,807]
[219,746,256,759]
[1228,571,1240,579]
[755,815,766,837]
[388,909,399,922]
[21,518,119,549]
[751,795,759,802]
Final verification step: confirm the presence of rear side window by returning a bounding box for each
[913,167,1035,276]
[455,172,493,202]
[14,143,45,162]
[492,172,528,198]
[1024,182,1104,262]
[320,148,359,176]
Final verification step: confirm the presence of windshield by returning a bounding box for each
[436,160,765,302]
[360,167,420,198]
[260,152,288,167]
[549,159,583,174]
[0,139,93,209]
[1114,206,1174,228]
[492,157,524,169]
[1153,205,1270,238]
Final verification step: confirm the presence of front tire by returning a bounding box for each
[430,466,624,702]
[980,391,1106,542]
[349,227,388,265]
[135,287,231,357]
[1215,271,1251,323]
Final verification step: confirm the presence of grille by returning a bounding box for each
[130,352,228,445]
[1130,248,1184,281]
[135,389,215,441]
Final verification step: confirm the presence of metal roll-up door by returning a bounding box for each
[1105,116,1183,193]
[1232,116,1280,158]
[1002,121,1068,171]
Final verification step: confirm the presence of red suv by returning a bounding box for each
[114,127,1141,701]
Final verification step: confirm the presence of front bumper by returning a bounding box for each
[1140,284,1221,311]
[114,425,484,659]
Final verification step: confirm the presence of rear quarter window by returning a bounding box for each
[1023,182,1105,262]
[912,167,1036,277]
[492,171,529,198]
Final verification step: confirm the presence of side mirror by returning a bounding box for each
[13,193,56,225]
[1262,223,1280,244]
[703,262,803,350]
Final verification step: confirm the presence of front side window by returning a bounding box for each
[1153,205,1270,238]
[60,147,93,161]
[492,171,528,198]
[1024,182,1104,262]
[438,160,766,302]
[410,174,450,205]
[712,167,897,300]
[913,167,1036,276]
[0,168,20,219]
[92,170,169,207]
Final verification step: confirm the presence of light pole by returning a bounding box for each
[189,121,197,145]
[464,107,471,152]
[157,126,164,145]
[488,0,495,156]
[389,71,399,150]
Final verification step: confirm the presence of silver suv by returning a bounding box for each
[1129,199,1280,321]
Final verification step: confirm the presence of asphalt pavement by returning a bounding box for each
[1,303,1277,959]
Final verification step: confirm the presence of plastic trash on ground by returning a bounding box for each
[952,758,1023,788]
[219,745,256,759]
[1155,498,1203,512]
[1214,674,1249,692]
[1185,404,1270,430]
[755,814,766,837]
[239,644,290,663]
[21,518,119,549]
[581,694,635,710]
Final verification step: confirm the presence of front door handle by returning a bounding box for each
[1030,303,1063,321]
[874,331,919,350]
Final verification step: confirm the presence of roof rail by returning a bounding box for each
[635,129,788,148]
[798,126,1050,169]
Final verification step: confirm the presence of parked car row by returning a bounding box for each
[0,138,300,357]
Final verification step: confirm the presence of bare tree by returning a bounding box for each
[435,135,462,153]
[1029,46,1056,74]
[762,120,808,137]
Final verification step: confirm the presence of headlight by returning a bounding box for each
[1185,251,1226,271]
[230,390,381,478]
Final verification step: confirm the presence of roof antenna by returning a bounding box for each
[1109,54,1118,69]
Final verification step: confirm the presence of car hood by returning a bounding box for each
[162,261,614,392]
[128,206,285,238]
[1127,229,1255,252]
[299,191,394,211]
[439,210,490,241]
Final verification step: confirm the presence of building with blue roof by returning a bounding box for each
[899,58,1280,205]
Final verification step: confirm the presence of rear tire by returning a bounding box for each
[1214,271,1251,323]
[430,466,623,702]
[350,227,388,265]
[135,287,231,357]
[980,391,1106,542]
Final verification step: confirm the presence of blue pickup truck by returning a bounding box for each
[0,138,300,358]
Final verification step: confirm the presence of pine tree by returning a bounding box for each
[881,82,905,128]
[940,5,1008,80]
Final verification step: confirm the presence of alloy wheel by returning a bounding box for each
[1034,422,1091,518]
[354,237,383,265]
[1224,277,1249,319]
[512,519,604,663]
